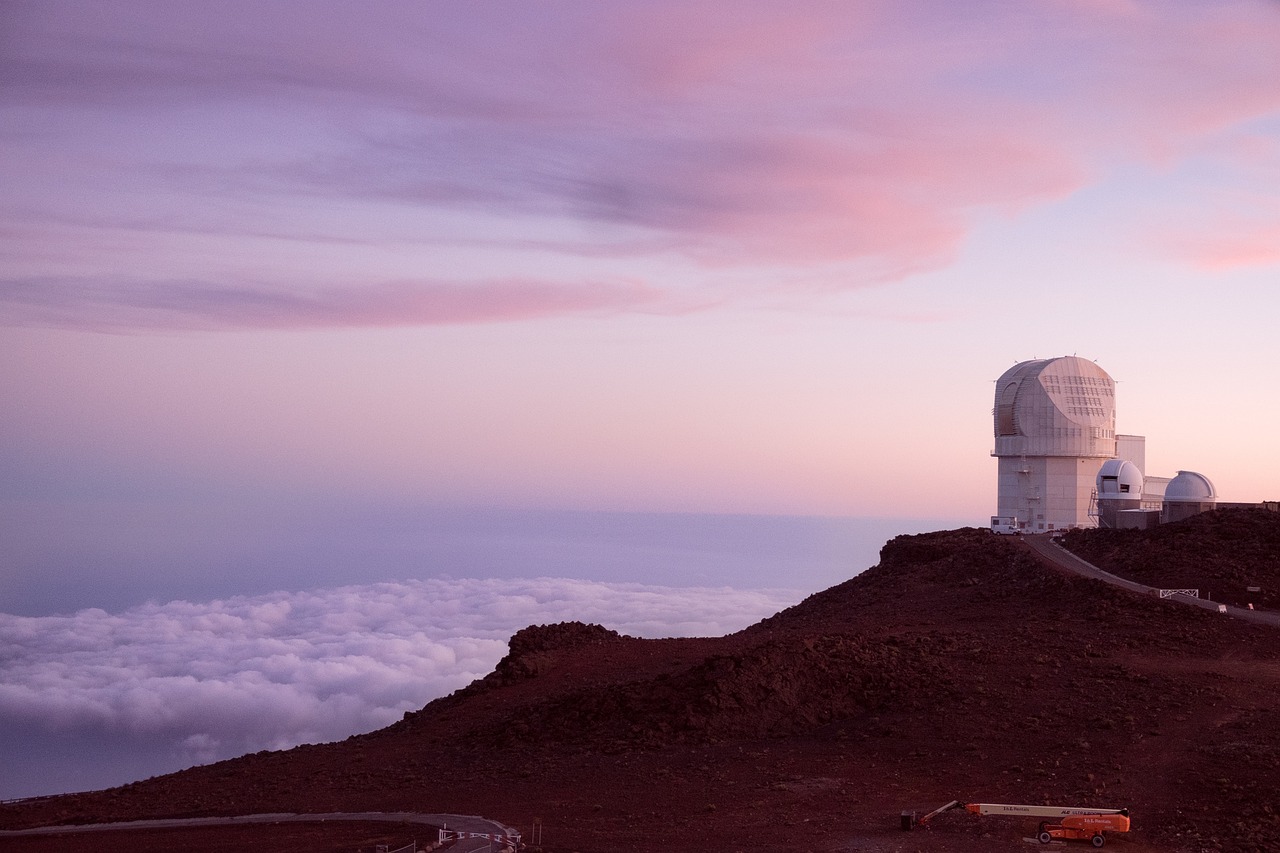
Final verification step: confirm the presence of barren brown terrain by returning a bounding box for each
[3,508,1279,853]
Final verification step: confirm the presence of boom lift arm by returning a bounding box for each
[902,800,1130,847]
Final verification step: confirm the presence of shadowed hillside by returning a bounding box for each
[1060,506,1280,609]
[4,513,1280,853]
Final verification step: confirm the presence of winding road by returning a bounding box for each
[1020,533,1280,628]
[0,811,520,852]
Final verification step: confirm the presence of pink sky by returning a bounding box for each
[4,0,1280,800]
[2,0,1279,531]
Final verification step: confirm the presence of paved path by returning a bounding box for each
[1020,534,1280,628]
[0,811,519,852]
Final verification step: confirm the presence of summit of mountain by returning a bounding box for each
[4,509,1279,853]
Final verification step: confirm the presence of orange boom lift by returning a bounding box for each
[902,800,1130,847]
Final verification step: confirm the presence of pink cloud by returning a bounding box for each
[1137,133,1280,271]
[0,277,664,332]
[3,1,1280,320]
[1161,221,1280,271]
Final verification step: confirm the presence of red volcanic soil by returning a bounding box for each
[1059,507,1280,610]
[4,509,1280,853]
[0,822,435,853]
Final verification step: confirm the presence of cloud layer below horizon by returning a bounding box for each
[0,576,802,798]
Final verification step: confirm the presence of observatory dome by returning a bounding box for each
[1164,470,1216,502]
[993,356,1117,459]
[1096,459,1143,497]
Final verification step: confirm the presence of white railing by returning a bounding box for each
[438,828,520,848]
[1158,589,1199,599]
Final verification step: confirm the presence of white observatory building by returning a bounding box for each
[990,355,1221,532]
[1094,458,1145,530]
[1162,470,1217,524]
[991,356,1120,532]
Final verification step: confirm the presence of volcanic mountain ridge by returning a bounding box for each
[3,507,1279,853]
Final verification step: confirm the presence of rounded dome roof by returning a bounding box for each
[1096,459,1143,497]
[1164,470,1216,502]
[992,356,1117,458]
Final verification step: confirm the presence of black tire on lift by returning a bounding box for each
[1092,833,1106,848]
[1039,830,1053,844]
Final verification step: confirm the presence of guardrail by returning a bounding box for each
[0,795,55,806]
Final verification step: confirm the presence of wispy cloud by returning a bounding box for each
[0,577,802,786]
[1161,221,1280,271]
[3,1,1279,332]
[1148,124,1280,271]
[0,276,663,331]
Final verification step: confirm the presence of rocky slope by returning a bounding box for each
[3,509,1280,853]
[1059,506,1280,609]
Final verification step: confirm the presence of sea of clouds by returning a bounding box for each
[0,576,802,799]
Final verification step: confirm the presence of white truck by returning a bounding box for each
[989,515,1021,535]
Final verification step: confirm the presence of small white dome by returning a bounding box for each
[1097,459,1143,498]
[1164,470,1216,502]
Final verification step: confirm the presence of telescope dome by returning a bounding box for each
[993,356,1117,459]
[1096,458,1143,498]
[1164,470,1216,502]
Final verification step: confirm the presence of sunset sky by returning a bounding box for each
[4,1,1279,524]
[2,0,1279,797]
